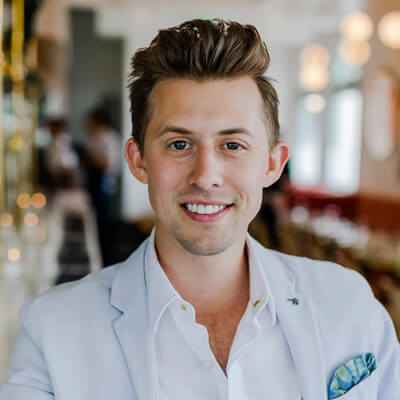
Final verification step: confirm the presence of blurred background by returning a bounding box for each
[1,0,400,381]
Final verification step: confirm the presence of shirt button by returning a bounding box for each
[253,299,261,308]
[204,360,214,369]
[180,304,187,311]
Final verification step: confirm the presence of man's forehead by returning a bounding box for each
[144,77,269,147]
[148,76,264,117]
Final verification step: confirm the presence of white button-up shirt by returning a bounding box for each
[145,230,301,399]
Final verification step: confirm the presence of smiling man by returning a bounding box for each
[1,19,399,400]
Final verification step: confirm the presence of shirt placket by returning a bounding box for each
[226,304,265,400]
[170,300,228,399]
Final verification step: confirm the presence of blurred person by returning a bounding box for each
[259,163,290,249]
[84,107,121,224]
[43,117,79,190]
[1,19,399,400]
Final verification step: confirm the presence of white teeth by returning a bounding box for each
[185,204,226,214]
[204,205,214,214]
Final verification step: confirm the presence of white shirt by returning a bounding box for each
[145,229,302,400]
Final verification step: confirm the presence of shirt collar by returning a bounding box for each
[145,229,277,333]
[246,233,277,325]
[145,228,181,333]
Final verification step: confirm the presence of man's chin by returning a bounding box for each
[177,235,233,256]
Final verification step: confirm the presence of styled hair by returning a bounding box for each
[128,18,279,154]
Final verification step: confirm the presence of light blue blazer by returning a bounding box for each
[1,236,399,400]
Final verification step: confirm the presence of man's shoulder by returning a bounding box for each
[25,264,120,316]
[31,237,149,313]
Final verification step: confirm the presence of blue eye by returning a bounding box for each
[224,142,242,150]
[170,140,190,150]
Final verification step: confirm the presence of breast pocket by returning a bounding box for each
[331,372,378,400]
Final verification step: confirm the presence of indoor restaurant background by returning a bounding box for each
[1,0,400,381]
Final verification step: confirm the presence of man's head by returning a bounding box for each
[48,117,67,137]
[128,18,279,155]
[125,19,289,257]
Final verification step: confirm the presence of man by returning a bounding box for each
[84,107,121,262]
[1,19,399,400]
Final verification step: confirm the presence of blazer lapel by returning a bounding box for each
[252,239,327,400]
[110,239,159,400]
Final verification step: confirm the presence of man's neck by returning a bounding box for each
[154,231,249,314]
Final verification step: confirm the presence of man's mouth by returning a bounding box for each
[182,203,232,215]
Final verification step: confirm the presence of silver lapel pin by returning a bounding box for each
[287,297,299,305]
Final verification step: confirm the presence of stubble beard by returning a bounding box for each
[169,218,239,256]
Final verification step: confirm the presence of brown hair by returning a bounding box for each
[128,18,279,154]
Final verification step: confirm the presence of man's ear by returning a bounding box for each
[263,141,289,187]
[124,137,148,184]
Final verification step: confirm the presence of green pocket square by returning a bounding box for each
[328,353,376,399]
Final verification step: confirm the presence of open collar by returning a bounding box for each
[145,229,277,332]
[109,235,327,400]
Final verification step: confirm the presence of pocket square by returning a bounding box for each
[328,352,376,399]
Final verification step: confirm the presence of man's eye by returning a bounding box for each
[223,142,242,150]
[169,140,190,150]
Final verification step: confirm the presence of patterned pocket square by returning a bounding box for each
[328,353,376,399]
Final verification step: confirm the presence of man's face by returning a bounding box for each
[125,76,288,256]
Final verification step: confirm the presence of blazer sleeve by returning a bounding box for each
[0,297,54,400]
[375,299,400,399]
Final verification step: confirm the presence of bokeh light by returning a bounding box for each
[8,248,21,261]
[8,135,23,152]
[301,44,330,67]
[1,213,14,227]
[24,212,39,227]
[339,39,371,66]
[32,192,47,209]
[340,12,374,41]
[300,64,330,91]
[304,93,326,113]
[17,193,31,208]
[378,11,400,49]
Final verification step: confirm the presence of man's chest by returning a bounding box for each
[196,310,244,373]
[156,305,303,400]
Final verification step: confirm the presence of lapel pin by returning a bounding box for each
[287,297,299,305]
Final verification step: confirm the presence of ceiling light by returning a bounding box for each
[300,65,329,91]
[339,39,371,66]
[32,192,47,209]
[17,193,31,209]
[340,12,374,41]
[1,213,13,227]
[304,94,326,113]
[8,248,21,262]
[301,44,330,67]
[378,11,400,49]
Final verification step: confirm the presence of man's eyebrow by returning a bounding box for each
[158,126,192,137]
[218,128,254,137]
[157,126,254,137]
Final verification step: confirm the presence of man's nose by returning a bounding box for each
[188,146,223,190]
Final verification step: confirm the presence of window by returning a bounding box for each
[291,87,362,194]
